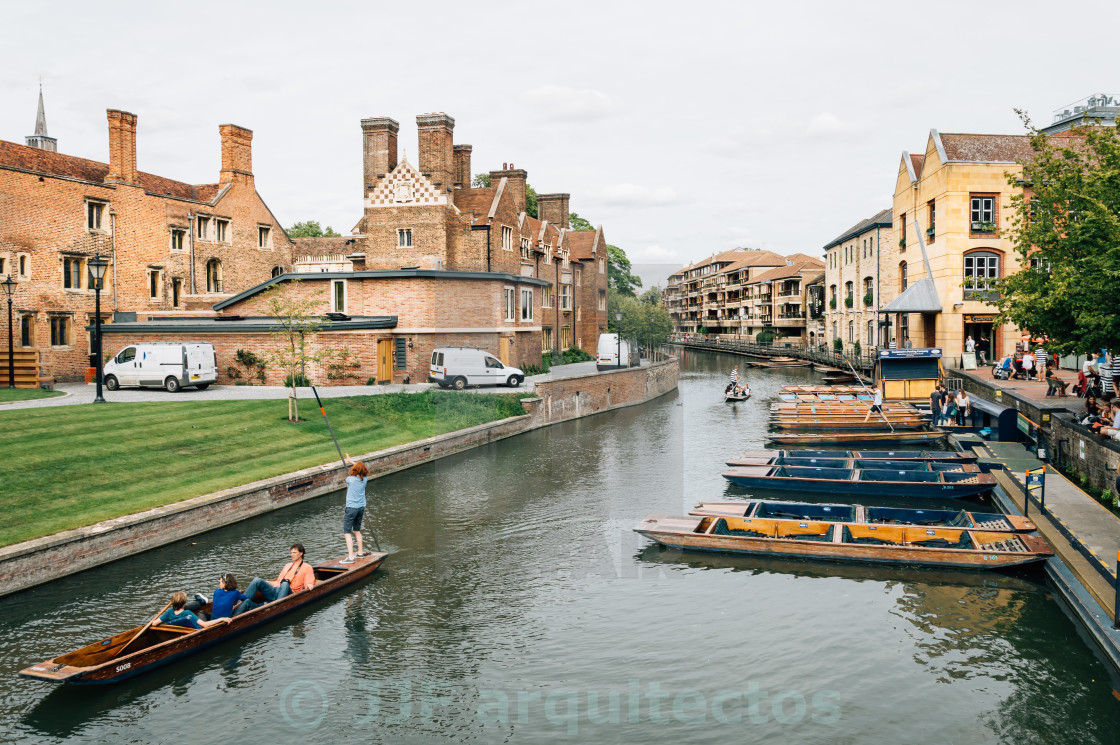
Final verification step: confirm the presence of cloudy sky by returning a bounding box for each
[3,1,1116,269]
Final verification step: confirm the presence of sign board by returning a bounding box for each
[1017,413,1032,437]
[963,315,997,323]
[962,352,977,370]
[877,348,942,360]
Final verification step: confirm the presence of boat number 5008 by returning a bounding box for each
[115,662,131,673]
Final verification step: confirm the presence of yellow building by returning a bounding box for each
[882,130,1036,366]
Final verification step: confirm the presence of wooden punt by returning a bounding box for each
[633,515,1052,570]
[725,392,751,402]
[723,457,979,472]
[722,464,994,498]
[727,449,978,466]
[688,499,1035,532]
[769,357,811,367]
[767,431,947,445]
[768,419,930,431]
[19,552,388,685]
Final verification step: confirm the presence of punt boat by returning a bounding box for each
[20,551,388,685]
[727,449,977,466]
[768,419,930,431]
[724,457,979,472]
[633,514,1052,570]
[769,357,811,367]
[688,499,1035,532]
[724,388,751,402]
[722,464,995,498]
[767,431,947,445]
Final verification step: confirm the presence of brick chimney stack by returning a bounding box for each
[105,109,140,186]
[538,192,570,229]
[360,117,399,193]
[219,124,254,187]
[416,113,455,192]
[453,144,472,189]
[490,164,528,215]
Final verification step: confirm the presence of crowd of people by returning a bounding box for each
[929,384,972,426]
[991,339,1119,400]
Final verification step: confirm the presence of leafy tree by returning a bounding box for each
[569,212,594,231]
[472,173,491,187]
[608,289,671,350]
[255,280,335,422]
[994,115,1120,355]
[526,184,538,219]
[288,220,340,238]
[607,244,642,296]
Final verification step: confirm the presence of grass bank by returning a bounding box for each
[0,390,526,547]
[0,389,65,403]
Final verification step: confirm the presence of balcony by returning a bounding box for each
[774,313,806,327]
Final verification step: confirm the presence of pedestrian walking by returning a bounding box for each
[957,390,972,424]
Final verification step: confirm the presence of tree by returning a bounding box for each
[256,280,335,422]
[472,173,491,187]
[288,220,340,238]
[607,244,642,296]
[609,289,672,351]
[994,115,1120,355]
[569,212,594,231]
[526,184,538,219]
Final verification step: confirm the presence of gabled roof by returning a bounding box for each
[454,186,499,223]
[785,253,824,267]
[933,130,1078,165]
[910,154,925,178]
[0,139,220,202]
[822,208,892,250]
[748,261,818,283]
[566,229,599,260]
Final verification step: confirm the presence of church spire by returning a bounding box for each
[26,81,58,152]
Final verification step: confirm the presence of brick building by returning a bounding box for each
[0,95,294,381]
[94,112,608,386]
[822,208,892,352]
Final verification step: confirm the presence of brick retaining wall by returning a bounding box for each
[0,359,678,596]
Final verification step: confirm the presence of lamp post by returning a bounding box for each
[88,256,108,403]
[615,308,622,368]
[2,276,15,389]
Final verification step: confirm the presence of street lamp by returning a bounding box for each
[2,275,15,389]
[615,308,622,368]
[88,255,108,403]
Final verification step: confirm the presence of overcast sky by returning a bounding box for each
[3,1,1117,269]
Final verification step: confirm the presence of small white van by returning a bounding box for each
[429,347,525,390]
[597,333,639,371]
[103,342,218,392]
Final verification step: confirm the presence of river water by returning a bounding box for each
[2,349,1118,743]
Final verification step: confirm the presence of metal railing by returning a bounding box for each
[668,336,877,372]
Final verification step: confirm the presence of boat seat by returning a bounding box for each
[775,522,834,542]
[842,525,904,545]
[150,624,196,635]
[907,531,972,550]
[710,519,769,538]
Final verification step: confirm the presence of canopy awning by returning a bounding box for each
[879,278,942,313]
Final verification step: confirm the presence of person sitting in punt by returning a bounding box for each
[157,591,224,630]
[185,572,248,621]
[233,543,316,616]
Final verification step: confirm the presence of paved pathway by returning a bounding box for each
[958,364,1086,414]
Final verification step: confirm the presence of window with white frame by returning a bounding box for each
[970,196,996,230]
[561,285,572,310]
[86,200,106,231]
[257,225,272,249]
[520,238,531,261]
[544,247,552,264]
[504,287,515,321]
[197,216,211,240]
[542,290,552,308]
[964,251,1000,292]
[502,226,513,251]
[215,219,230,243]
[398,228,412,247]
[170,228,187,252]
[332,280,347,313]
[521,289,533,321]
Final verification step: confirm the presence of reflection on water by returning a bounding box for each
[1,348,1118,743]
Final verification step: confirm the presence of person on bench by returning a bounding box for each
[157,591,225,629]
[233,543,316,616]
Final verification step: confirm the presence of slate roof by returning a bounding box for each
[822,208,893,250]
[748,261,819,283]
[0,139,220,202]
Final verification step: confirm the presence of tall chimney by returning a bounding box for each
[416,113,455,192]
[105,109,140,186]
[218,124,254,187]
[538,193,570,229]
[360,117,399,193]
[490,165,528,215]
[453,144,473,188]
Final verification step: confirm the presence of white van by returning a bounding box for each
[597,333,639,371]
[429,347,524,390]
[103,342,218,392]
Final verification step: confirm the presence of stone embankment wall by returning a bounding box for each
[0,359,678,597]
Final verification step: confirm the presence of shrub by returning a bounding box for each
[227,366,242,380]
[366,376,379,386]
[561,347,593,364]
[829,298,837,309]
[756,330,775,345]
[833,338,843,352]
[521,354,553,377]
[844,296,854,308]
[284,373,311,387]
[852,340,862,356]
[863,292,874,306]
[235,349,267,384]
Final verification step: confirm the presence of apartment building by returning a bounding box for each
[822,208,892,352]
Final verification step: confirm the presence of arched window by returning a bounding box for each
[206,259,223,293]
[964,249,1001,293]
[271,265,284,278]
[899,261,908,291]
[848,321,854,342]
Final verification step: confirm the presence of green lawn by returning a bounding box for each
[0,388,65,402]
[0,391,526,547]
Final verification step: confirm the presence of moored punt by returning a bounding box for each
[768,419,930,431]
[722,457,980,472]
[721,464,995,498]
[633,515,1052,570]
[727,449,977,467]
[767,430,947,445]
[769,357,811,367]
[688,500,1035,532]
[20,552,388,685]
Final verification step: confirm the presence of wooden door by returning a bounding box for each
[499,338,510,366]
[377,339,393,383]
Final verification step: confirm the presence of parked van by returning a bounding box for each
[596,333,639,371]
[103,342,218,392]
[429,347,524,390]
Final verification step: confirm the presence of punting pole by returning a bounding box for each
[312,386,382,553]
[846,360,895,433]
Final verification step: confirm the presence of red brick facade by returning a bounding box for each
[0,109,294,381]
